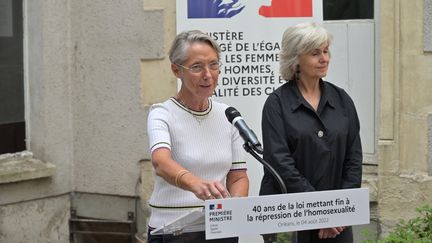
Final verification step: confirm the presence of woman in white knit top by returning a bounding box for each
[146,30,249,243]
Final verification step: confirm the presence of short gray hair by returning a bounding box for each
[168,30,221,65]
[279,22,332,81]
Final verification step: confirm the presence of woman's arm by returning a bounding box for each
[151,147,231,200]
[226,170,249,197]
[151,147,187,186]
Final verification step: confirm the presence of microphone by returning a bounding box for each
[225,107,263,154]
[225,107,287,193]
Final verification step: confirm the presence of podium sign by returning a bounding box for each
[205,188,369,240]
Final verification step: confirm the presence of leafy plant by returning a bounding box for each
[364,204,432,243]
[276,232,292,243]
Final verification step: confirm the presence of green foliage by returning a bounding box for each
[276,232,292,243]
[361,228,376,243]
[364,205,432,243]
[262,232,292,243]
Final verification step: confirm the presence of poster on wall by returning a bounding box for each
[176,0,323,195]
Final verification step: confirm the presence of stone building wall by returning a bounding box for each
[378,0,432,235]
[2,1,432,242]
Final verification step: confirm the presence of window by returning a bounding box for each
[323,0,374,20]
[322,0,376,156]
[0,0,25,154]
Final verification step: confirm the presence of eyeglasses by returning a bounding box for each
[176,61,222,73]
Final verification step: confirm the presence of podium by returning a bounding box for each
[150,209,205,236]
[149,188,369,242]
[149,209,238,243]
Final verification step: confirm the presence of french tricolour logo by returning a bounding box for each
[187,0,245,18]
[187,0,313,19]
[259,0,312,17]
[209,203,223,210]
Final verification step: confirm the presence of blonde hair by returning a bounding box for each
[279,22,332,81]
[168,30,221,65]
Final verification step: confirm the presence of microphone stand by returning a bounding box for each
[243,143,287,194]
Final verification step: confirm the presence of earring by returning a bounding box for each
[295,65,300,81]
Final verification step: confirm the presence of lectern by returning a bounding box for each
[150,209,206,242]
[147,188,369,242]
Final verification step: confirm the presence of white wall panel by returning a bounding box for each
[325,21,375,154]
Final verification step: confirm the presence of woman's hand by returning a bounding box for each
[318,227,345,239]
[181,173,230,200]
[151,148,241,200]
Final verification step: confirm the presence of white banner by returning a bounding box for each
[205,188,369,239]
[177,0,324,196]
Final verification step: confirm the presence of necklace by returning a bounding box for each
[171,97,212,125]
